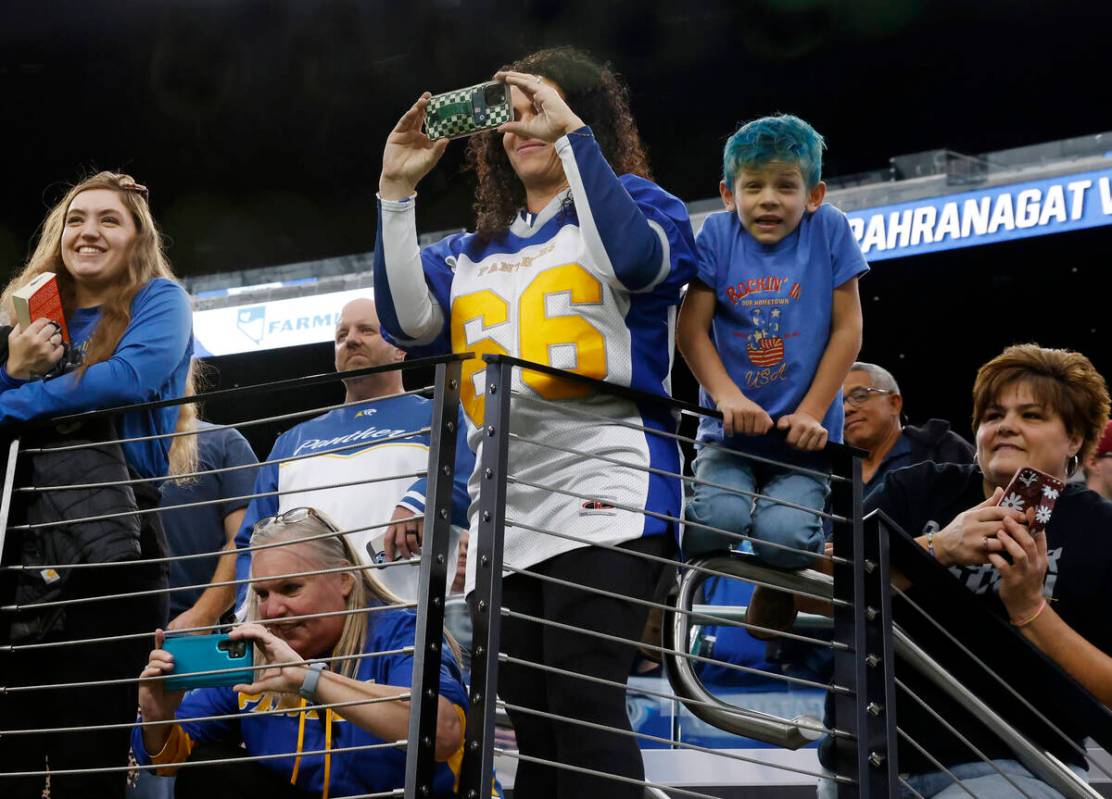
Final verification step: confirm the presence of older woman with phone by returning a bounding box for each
[134,508,467,799]
[814,344,1112,797]
[374,47,696,798]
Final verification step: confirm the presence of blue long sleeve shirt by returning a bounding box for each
[0,278,194,478]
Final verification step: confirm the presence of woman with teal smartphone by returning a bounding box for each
[135,508,470,798]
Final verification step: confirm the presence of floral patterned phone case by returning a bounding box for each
[425,81,512,141]
[996,466,1064,535]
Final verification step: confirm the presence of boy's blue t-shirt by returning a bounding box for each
[694,204,868,455]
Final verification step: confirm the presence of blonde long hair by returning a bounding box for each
[1,171,197,476]
[246,512,405,680]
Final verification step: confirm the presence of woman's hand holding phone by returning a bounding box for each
[379,93,450,201]
[138,629,186,753]
[229,623,308,696]
[494,70,585,142]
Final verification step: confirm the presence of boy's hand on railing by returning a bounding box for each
[716,389,773,437]
[777,411,828,451]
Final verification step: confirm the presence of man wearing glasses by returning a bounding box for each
[843,362,974,494]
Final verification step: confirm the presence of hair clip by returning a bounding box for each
[120,182,150,200]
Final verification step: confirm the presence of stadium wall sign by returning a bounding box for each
[846,167,1112,260]
[191,167,1112,356]
[192,287,371,357]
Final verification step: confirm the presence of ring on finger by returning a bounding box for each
[983,536,990,553]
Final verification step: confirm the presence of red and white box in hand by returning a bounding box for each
[996,466,1065,535]
[12,272,70,345]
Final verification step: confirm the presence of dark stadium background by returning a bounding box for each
[1,0,1107,455]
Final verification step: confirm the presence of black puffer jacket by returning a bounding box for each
[903,418,976,466]
[2,326,161,642]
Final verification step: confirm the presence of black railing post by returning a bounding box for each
[859,514,900,795]
[457,355,513,799]
[831,450,867,798]
[405,360,463,799]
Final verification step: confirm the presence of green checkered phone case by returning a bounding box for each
[425,81,512,140]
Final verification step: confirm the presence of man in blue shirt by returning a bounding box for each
[162,421,258,630]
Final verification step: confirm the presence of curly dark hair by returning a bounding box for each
[464,46,652,241]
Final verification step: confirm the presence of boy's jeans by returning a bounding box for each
[684,445,829,570]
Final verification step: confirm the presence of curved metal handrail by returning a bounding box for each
[664,553,1100,797]
[661,555,829,749]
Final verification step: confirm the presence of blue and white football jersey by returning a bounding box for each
[375,127,697,583]
[234,393,471,603]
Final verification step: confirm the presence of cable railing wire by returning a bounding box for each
[15,416,430,497]
[1,647,413,695]
[509,389,852,484]
[1,601,416,653]
[2,557,420,613]
[495,747,753,799]
[500,606,847,694]
[509,431,846,523]
[1,692,413,737]
[20,353,466,433]
[503,562,842,651]
[506,474,839,568]
[894,675,1036,799]
[499,700,846,783]
[498,653,846,740]
[17,387,431,459]
[507,517,848,606]
[897,727,978,799]
[894,585,1112,782]
[2,516,404,573]
[0,741,406,779]
[7,457,428,530]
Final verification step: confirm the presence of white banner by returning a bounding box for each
[193,288,373,357]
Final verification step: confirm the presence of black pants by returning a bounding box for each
[173,741,315,799]
[0,514,169,799]
[493,535,673,799]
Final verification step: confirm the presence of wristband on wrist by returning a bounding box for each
[925,530,937,558]
[299,661,328,702]
[1011,599,1047,628]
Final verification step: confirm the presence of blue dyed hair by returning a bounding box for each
[722,114,826,188]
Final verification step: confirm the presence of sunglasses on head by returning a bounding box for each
[252,507,338,535]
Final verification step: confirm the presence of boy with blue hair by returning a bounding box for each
[677,114,867,568]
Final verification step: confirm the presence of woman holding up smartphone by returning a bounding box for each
[374,47,696,798]
[814,344,1112,797]
[135,509,468,798]
[0,172,195,799]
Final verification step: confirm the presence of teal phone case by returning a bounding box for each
[164,633,254,690]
